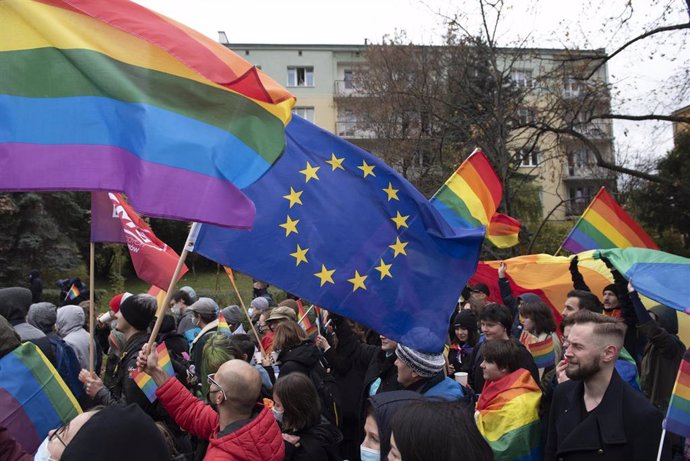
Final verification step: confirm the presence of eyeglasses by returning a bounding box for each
[207,374,227,401]
[49,423,68,448]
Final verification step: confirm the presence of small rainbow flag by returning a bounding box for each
[561,187,658,253]
[664,348,690,438]
[65,284,80,302]
[131,343,175,403]
[430,149,520,248]
[0,342,82,453]
[217,312,231,337]
[520,332,556,369]
[297,299,317,337]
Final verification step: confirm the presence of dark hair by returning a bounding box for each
[566,290,603,314]
[272,320,308,351]
[171,290,192,306]
[479,303,513,335]
[273,373,321,432]
[228,334,257,362]
[520,300,557,335]
[390,400,492,461]
[482,339,521,373]
[196,311,218,325]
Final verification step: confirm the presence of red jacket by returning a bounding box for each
[156,378,284,461]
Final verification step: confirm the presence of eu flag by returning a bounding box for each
[193,116,484,352]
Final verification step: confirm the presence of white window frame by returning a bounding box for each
[511,69,533,89]
[287,66,314,87]
[518,149,540,167]
[293,107,315,123]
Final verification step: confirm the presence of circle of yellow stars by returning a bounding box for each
[279,152,410,292]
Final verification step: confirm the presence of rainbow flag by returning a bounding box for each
[521,333,556,368]
[0,342,82,454]
[430,150,520,248]
[0,0,295,229]
[297,300,318,337]
[217,312,231,337]
[475,368,541,461]
[561,187,658,253]
[65,283,80,302]
[131,343,176,403]
[664,348,690,438]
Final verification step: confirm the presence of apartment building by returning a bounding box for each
[226,40,615,222]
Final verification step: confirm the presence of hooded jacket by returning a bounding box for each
[0,287,45,341]
[156,377,285,461]
[56,305,91,370]
[0,315,21,360]
[284,418,343,461]
[277,340,321,378]
[368,391,425,459]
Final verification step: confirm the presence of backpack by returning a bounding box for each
[308,360,343,429]
[47,335,83,399]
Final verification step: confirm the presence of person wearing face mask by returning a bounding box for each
[188,298,220,378]
[137,344,284,461]
[170,290,196,336]
[273,372,342,461]
[360,391,424,461]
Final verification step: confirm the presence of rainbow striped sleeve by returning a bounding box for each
[217,312,231,337]
[562,187,658,253]
[0,342,82,454]
[475,369,542,461]
[665,349,690,438]
[0,0,295,228]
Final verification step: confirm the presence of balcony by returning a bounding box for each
[335,121,375,139]
[334,80,366,97]
[572,121,612,140]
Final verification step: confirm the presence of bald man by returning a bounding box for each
[139,345,284,460]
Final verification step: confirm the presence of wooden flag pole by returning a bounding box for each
[88,241,95,374]
[145,223,199,356]
[223,267,266,357]
[298,304,315,325]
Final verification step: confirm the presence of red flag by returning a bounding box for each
[95,192,188,289]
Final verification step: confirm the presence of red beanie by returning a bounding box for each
[109,293,124,313]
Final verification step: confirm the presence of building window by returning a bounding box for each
[517,107,535,125]
[287,67,314,87]
[336,109,357,137]
[563,78,584,98]
[567,147,593,175]
[567,186,596,215]
[343,70,354,89]
[518,149,540,167]
[511,69,533,88]
[294,107,315,123]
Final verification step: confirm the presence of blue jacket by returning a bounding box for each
[423,376,464,401]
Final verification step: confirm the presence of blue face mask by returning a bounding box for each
[34,436,55,461]
[360,444,380,461]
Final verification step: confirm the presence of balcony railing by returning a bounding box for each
[334,80,366,97]
[572,121,612,140]
[335,121,375,139]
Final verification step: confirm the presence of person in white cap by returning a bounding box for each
[394,344,464,401]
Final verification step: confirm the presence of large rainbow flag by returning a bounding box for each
[561,187,658,253]
[475,368,542,461]
[0,342,82,454]
[665,348,690,438]
[430,150,521,248]
[0,0,295,229]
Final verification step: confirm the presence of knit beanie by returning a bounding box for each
[395,344,446,378]
[27,302,57,334]
[454,310,478,331]
[61,404,169,461]
[250,296,270,312]
[118,294,156,331]
[603,284,619,297]
[221,305,243,325]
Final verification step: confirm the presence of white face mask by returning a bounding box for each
[360,444,380,461]
[192,316,200,326]
[247,307,255,319]
[171,305,181,316]
[34,436,56,461]
[272,407,284,423]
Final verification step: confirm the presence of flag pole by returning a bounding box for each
[88,241,95,374]
[555,186,605,257]
[656,428,666,461]
[298,304,315,325]
[145,222,199,356]
[223,267,266,356]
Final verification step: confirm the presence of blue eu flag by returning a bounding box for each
[193,116,484,352]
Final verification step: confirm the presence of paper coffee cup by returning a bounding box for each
[98,312,112,324]
[454,371,468,386]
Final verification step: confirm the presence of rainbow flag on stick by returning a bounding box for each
[64,283,80,302]
[664,349,690,438]
[297,299,318,337]
[0,0,295,229]
[430,150,521,248]
[131,342,176,403]
[217,312,231,337]
[561,187,658,253]
[475,368,542,460]
[0,342,82,454]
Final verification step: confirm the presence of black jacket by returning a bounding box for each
[545,369,667,461]
[278,340,322,378]
[284,418,343,461]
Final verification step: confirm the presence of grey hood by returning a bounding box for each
[56,305,85,337]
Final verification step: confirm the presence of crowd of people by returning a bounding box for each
[0,262,686,460]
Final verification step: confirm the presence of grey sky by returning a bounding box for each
[136,0,689,166]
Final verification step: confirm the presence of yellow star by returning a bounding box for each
[382,182,399,201]
[314,264,336,287]
[289,244,309,266]
[299,162,320,182]
[358,160,376,178]
[282,187,303,208]
[279,215,299,236]
[391,211,410,229]
[326,153,345,171]
[347,271,368,292]
[375,259,393,280]
[389,237,408,258]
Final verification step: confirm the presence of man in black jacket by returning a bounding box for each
[545,310,666,461]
